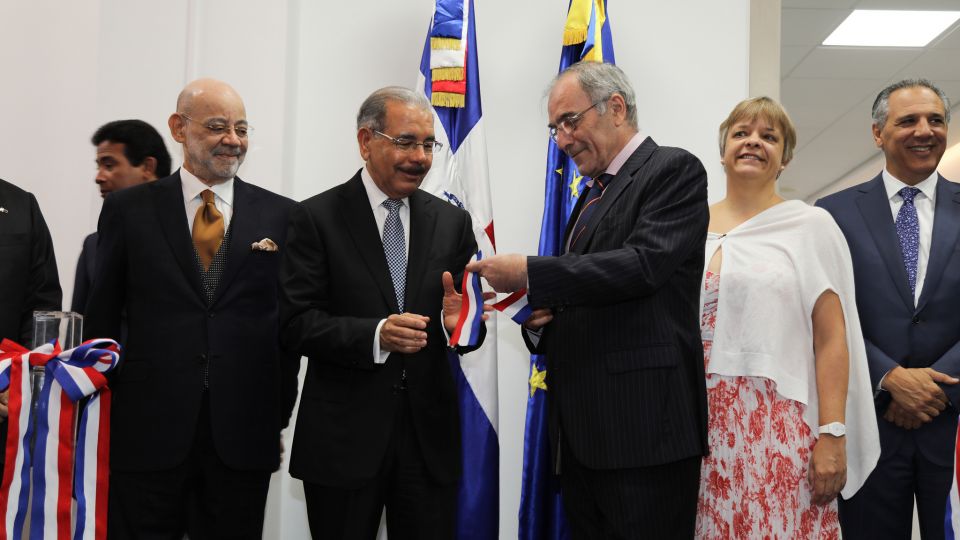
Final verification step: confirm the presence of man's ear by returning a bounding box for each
[358,128,373,161]
[871,123,884,149]
[169,113,187,144]
[608,93,628,126]
[140,156,158,180]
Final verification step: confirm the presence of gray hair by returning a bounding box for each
[872,78,951,127]
[549,62,638,128]
[356,86,432,131]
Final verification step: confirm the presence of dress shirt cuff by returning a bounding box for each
[374,318,390,364]
[875,370,890,398]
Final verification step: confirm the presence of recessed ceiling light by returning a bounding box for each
[823,10,960,47]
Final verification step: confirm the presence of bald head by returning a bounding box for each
[168,78,248,185]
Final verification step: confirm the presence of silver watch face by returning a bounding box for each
[821,423,846,436]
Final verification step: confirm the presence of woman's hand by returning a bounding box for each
[809,434,847,505]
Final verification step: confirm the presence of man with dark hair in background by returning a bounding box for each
[72,119,171,313]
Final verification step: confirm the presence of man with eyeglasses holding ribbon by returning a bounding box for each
[84,78,299,539]
[279,86,488,539]
[467,61,710,538]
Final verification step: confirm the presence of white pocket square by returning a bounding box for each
[251,238,279,252]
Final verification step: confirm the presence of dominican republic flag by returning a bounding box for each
[947,416,960,538]
[417,0,499,538]
[518,2,615,539]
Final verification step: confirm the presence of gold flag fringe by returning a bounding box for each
[563,28,587,45]
[431,92,465,108]
[431,37,463,50]
[432,67,465,81]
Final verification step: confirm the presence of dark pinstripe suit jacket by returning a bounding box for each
[526,137,710,470]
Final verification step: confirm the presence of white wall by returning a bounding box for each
[0,1,750,537]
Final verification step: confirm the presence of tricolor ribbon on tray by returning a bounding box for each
[0,338,120,540]
[450,251,485,348]
[492,290,533,325]
[428,0,470,108]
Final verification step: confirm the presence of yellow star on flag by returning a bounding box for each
[568,172,583,199]
[529,363,548,397]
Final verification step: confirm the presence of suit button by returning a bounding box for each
[912,316,920,324]
[198,354,207,362]
[208,312,215,319]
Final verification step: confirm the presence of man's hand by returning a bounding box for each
[883,400,923,430]
[523,308,553,331]
[0,390,7,421]
[380,313,430,353]
[809,434,847,505]
[465,254,527,293]
[883,366,958,422]
[442,271,495,335]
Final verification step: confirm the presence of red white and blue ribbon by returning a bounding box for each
[948,415,960,539]
[0,338,120,540]
[449,251,485,348]
[492,290,533,325]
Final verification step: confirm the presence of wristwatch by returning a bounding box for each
[819,422,846,437]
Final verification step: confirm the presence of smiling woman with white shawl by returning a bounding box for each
[694,97,880,539]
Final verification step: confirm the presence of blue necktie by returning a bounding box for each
[382,199,406,311]
[895,187,921,297]
[569,173,613,251]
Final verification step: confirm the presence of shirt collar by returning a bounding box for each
[586,131,647,188]
[361,166,409,208]
[882,167,938,203]
[180,165,234,206]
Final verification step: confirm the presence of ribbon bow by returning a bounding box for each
[0,338,120,540]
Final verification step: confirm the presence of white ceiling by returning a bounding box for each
[778,0,960,199]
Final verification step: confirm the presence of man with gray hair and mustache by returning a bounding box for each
[84,78,299,539]
[279,85,488,539]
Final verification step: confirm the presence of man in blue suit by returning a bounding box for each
[817,78,959,540]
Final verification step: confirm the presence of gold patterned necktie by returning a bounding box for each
[193,189,224,271]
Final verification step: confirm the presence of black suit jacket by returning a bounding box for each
[0,178,62,345]
[83,171,299,472]
[525,138,709,470]
[71,232,97,313]
[817,174,960,467]
[280,171,479,487]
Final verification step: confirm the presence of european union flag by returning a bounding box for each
[518,2,614,539]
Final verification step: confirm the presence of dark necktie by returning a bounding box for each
[193,189,224,271]
[569,173,613,251]
[895,186,921,297]
[382,199,406,311]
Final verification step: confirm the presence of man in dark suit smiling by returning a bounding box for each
[84,79,298,539]
[280,86,485,540]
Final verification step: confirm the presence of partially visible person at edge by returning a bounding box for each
[695,96,879,538]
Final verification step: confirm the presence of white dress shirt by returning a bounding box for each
[882,168,937,305]
[360,166,411,364]
[180,166,235,231]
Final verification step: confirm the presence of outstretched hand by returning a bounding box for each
[464,254,528,293]
[442,271,495,334]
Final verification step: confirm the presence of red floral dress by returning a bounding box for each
[695,271,840,539]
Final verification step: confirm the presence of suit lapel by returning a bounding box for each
[571,137,656,254]
[916,176,960,312]
[339,173,400,312]
[152,172,205,300]
[212,178,260,305]
[404,190,437,310]
[855,175,914,310]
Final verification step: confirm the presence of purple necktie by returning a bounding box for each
[895,186,921,297]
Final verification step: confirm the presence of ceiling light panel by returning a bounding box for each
[823,10,960,47]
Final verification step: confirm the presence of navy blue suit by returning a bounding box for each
[817,174,960,539]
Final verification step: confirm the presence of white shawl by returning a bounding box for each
[703,200,880,499]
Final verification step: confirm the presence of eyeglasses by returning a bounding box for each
[549,100,604,143]
[373,131,443,154]
[179,113,252,139]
